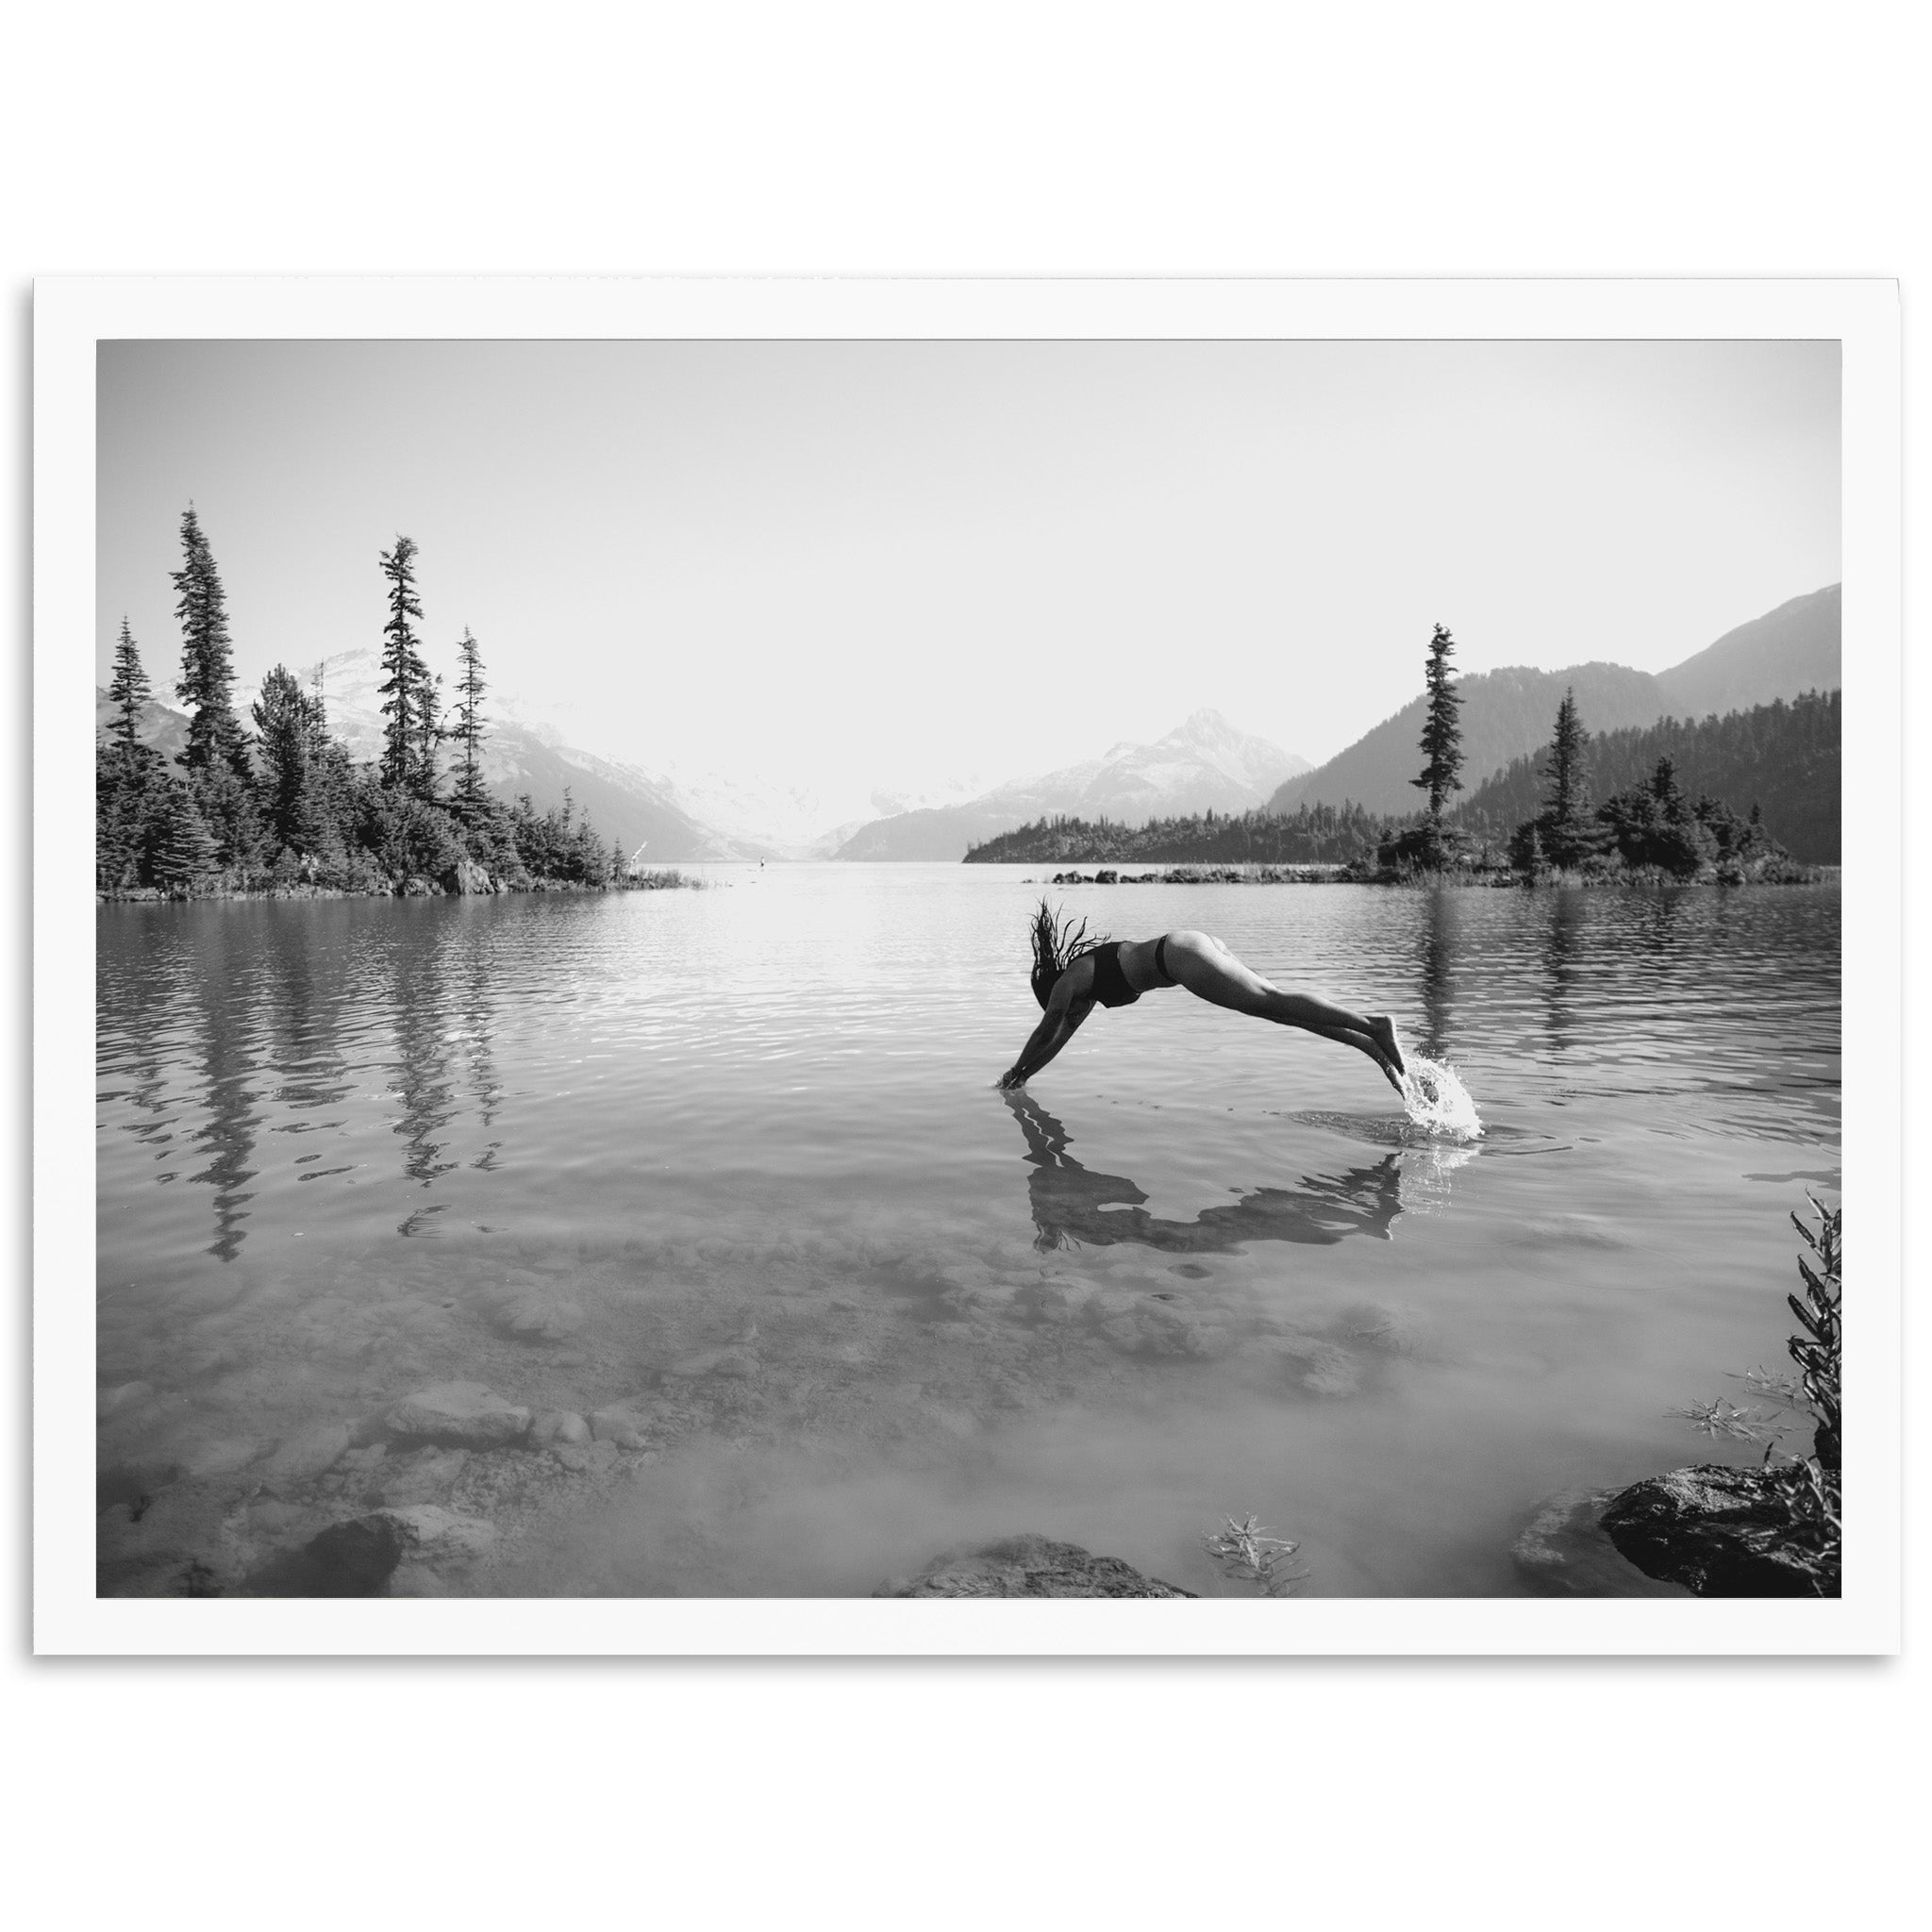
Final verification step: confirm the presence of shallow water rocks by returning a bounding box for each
[1599,1464,1836,1597]
[1512,1488,1690,1597]
[386,1381,531,1447]
[878,1534,1195,1599]
[262,1421,351,1483]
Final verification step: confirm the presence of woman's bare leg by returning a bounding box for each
[1161,929,1407,1090]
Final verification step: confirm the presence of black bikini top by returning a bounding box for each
[1087,941,1140,1008]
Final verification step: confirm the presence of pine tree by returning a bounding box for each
[150,775,222,889]
[377,536,433,793]
[252,663,315,850]
[414,670,444,802]
[106,617,157,766]
[1411,623,1465,824]
[172,506,250,777]
[1543,687,1589,825]
[449,627,490,823]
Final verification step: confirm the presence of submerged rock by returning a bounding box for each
[385,1382,531,1447]
[379,1504,496,1564]
[1599,1464,1838,1597]
[242,1514,405,1596]
[490,1285,588,1342]
[877,1534,1196,1598]
[529,1409,591,1446]
[589,1405,652,1449]
[1512,1488,1690,1597]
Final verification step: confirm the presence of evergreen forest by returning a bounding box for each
[97,510,628,898]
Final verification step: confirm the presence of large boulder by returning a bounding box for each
[441,858,495,895]
[384,1382,531,1447]
[876,1534,1195,1598]
[1599,1464,1837,1597]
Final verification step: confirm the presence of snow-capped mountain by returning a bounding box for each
[832,709,1310,860]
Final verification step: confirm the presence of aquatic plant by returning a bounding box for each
[1203,1514,1308,1596]
[1654,1193,1841,1594]
[1786,1193,1842,1472]
[1665,1396,1788,1443]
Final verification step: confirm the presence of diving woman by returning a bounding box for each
[998,900,1407,1095]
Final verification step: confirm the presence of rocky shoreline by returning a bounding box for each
[96,865,707,905]
[1045,865,1350,887]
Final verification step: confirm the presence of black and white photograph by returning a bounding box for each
[37,284,1895,1651]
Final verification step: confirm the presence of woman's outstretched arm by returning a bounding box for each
[998,993,1091,1089]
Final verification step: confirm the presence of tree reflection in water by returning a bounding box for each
[184,914,260,1264]
[387,915,461,1201]
[1542,886,1584,1057]
[1004,1090,1407,1256]
[1417,885,1457,1059]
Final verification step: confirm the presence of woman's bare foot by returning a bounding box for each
[1367,1015,1407,1082]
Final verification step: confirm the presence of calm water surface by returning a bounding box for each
[96,867,1840,1597]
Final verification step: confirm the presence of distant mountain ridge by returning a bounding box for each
[833,709,1308,861]
[1268,584,1840,817]
[1653,583,1840,719]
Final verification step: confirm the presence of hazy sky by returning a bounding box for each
[97,338,1840,791]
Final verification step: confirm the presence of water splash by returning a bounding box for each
[1400,1055,1483,1141]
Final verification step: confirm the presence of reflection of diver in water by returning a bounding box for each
[1004,1090,1406,1255]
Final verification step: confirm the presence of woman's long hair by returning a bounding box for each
[1029,897,1108,1009]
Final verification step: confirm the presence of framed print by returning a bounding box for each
[35,276,1899,1654]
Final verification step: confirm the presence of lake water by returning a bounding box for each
[95,867,1841,1598]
